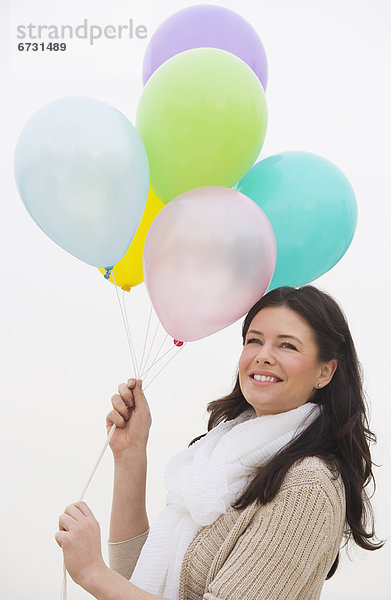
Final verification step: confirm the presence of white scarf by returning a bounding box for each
[130,402,321,599]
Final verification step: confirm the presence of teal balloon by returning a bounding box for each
[236,152,357,289]
[14,97,149,268]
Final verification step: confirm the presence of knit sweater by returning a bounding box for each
[108,456,346,600]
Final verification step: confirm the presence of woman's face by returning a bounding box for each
[239,306,337,418]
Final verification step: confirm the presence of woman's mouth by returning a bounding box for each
[250,374,282,384]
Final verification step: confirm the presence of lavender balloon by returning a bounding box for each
[143,5,268,90]
[143,187,276,342]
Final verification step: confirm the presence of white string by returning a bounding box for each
[140,332,169,378]
[143,344,186,390]
[121,288,140,377]
[139,320,160,376]
[79,423,117,500]
[140,340,177,380]
[151,333,169,365]
[61,563,67,600]
[139,303,153,377]
[112,278,139,377]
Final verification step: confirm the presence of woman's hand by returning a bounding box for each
[106,379,152,459]
[55,501,108,589]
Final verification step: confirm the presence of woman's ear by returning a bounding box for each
[317,359,338,388]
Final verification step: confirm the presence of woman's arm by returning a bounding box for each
[106,379,152,542]
[109,449,149,542]
[56,502,162,600]
[82,568,166,600]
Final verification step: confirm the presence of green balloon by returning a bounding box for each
[236,152,358,289]
[136,48,268,203]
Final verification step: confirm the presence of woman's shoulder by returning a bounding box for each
[280,455,346,511]
[247,455,346,532]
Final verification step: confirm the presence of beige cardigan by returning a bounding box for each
[108,456,346,600]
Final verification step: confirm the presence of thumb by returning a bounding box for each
[129,379,147,402]
[135,379,146,396]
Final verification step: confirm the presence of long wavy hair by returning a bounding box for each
[189,285,384,579]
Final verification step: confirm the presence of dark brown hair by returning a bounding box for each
[189,285,384,579]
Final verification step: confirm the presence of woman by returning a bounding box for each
[55,285,384,600]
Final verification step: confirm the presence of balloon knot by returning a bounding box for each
[104,266,114,279]
[174,339,184,347]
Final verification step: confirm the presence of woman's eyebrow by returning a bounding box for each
[247,329,303,345]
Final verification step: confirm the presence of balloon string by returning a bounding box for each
[140,332,168,378]
[143,344,185,390]
[121,288,141,377]
[139,320,160,377]
[139,319,160,376]
[79,423,117,500]
[139,303,153,376]
[61,563,67,600]
[141,340,176,379]
[112,274,139,378]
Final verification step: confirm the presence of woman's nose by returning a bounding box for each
[255,345,275,365]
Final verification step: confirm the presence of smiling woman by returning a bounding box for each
[185,286,384,583]
[56,286,384,600]
[105,286,384,600]
[238,304,338,417]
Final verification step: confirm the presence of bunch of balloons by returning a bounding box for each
[14,4,357,343]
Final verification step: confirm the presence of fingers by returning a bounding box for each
[64,501,92,519]
[107,385,134,429]
[118,382,134,406]
[112,392,132,417]
[127,378,137,389]
[55,502,95,549]
[73,501,94,519]
[107,380,148,430]
[59,513,75,531]
[58,502,94,528]
[64,504,82,520]
[106,408,126,429]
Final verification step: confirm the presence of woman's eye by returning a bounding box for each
[280,342,297,350]
[246,338,297,350]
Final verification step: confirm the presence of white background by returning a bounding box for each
[1,1,390,598]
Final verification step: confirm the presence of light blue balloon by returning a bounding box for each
[236,152,357,289]
[14,97,149,268]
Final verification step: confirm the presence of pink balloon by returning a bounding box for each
[143,187,276,341]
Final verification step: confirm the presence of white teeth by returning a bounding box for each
[253,375,279,382]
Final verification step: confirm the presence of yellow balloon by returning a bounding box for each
[99,188,164,290]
